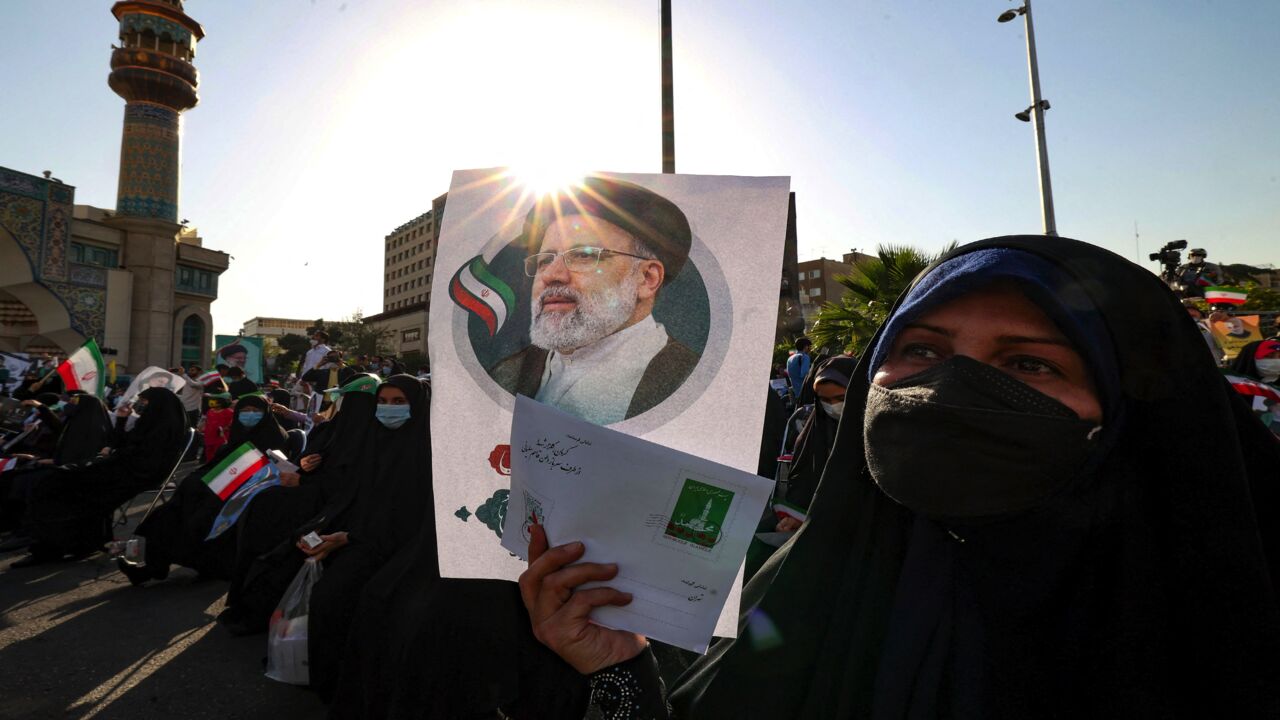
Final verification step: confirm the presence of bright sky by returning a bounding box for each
[2,0,1277,336]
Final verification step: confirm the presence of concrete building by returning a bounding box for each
[0,1,228,371]
[365,193,447,361]
[796,257,853,324]
[241,317,313,339]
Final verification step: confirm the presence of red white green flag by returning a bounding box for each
[1204,286,1248,306]
[201,442,270,500]
[55,339,106,397]
[449,254,516,337]
[772,500,807,523]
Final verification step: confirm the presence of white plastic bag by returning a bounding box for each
[265,557,322,685]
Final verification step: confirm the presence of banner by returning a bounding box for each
[430,169,791,600]
[214,335,264,383]
[119,366,188,406]
[1210,315,1262,360]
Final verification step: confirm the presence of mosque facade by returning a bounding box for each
[0,0,227,372]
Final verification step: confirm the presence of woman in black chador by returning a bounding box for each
[219,376,379,632]
[522,235,1280,719]
[118,393,291,584]
[16,387,188,567]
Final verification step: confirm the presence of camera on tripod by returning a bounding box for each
[1149,239,1188,289]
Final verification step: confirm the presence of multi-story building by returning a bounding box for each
[364,193,447,362]
[796,257,853,324]
[241,317,312,338]
[0,0,229,371]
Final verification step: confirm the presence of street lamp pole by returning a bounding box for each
[661,0,675,174]
[1018,0,1056,235]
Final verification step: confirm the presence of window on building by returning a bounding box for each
[70,242,119,268]
[813,270,822,279]
[180,314,204,364]
[403,328,421,343]
[175,265,218,296]
[808,287,822,297]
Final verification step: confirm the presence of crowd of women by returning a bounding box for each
[1,234,1278,719]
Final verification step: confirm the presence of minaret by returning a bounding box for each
[108,0,203,221]
[106,1,205,370]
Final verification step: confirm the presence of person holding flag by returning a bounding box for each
[14,387,187,567]
[117,393,295,585]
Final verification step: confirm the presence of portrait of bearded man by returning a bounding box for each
[489,177,701,425]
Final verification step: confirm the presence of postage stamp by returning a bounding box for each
[663,477,735,551]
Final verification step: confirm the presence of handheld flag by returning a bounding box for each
[1204,286,1248,306]
[201,442,271,501]
[1225,374,1280,405]
[772,500,807,524]
[55,339,106,397]
[206,460,282,540]
[0,457,18,473]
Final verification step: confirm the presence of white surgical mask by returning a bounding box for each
[1256,358,1280,382]
[310,339,319,347]
[821,400,844,420]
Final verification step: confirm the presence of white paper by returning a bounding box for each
[120,366,187,405]
[502,396,773,654]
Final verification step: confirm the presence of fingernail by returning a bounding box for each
[568,541,583,552]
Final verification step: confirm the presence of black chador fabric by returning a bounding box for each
[326,386,587,719]
[302,375,435,702]
[225,389,378,618]
[784,355,857,511]
[25,388,188,556]
[665,236,1280,718]
[54,394,114,466]
[0,395,113,532]
[132,394,289,580]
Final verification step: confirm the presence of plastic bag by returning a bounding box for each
[265,557,322,685]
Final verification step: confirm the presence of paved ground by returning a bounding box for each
[0,465,328,720]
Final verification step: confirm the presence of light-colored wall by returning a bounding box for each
[104,268,134,369]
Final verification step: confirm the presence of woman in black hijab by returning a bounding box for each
[283,374,432,702]
[0,393,113,541]
[219,375,380,631]
[119,393,290,584]
[16,387,189,566]
[520,235,1280,718]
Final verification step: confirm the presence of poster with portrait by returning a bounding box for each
[214,335,264,383]
[430,169,790,603]
[1210,315,1262,360]
[119,365,187,406]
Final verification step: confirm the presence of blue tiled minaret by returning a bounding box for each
[108,0,203,222]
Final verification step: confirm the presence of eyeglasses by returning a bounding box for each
[523,246,650,277]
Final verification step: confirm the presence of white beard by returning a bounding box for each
[529,269,641,353]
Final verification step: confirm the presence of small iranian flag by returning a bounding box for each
[55,339,106,397]
[0,457,18,473]
[773,501,808,524]
[449,253,516,337]
[1204,286,1248,306]
[196,370,222,387]
[202,442,270,500]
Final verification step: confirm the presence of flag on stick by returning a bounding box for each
[55,339,106,397]
[206,459,281,540]
[1204,286,1248,306]
[0,457,18,473]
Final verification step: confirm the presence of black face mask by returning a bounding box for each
[863,355,1102,520]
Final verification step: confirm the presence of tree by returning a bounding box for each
[810,242,958,356]
[311,312,394,358]
[275,333,312,375]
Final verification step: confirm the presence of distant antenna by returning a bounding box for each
[1133,221,1140,262]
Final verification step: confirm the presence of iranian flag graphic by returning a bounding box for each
[1204,286,1248,306]
[55,339,106,397]
[450,253,516,337]
[201,442,270,501]
[772,501,808,524]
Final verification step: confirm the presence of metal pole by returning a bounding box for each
[661,0,675,173]
[1022,0,1056,235]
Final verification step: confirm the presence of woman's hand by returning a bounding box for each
[279,471,301,487]
[776,516,802,533]
[518,524,647,674]
[296,531,348,561]
[115,403,132,418]
[299,454,322,473]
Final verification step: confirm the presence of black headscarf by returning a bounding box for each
[221,394,288,459]
[784,355,857,510]
[54,394,113,465]
[118,387,189,480]
[670,236,1280,718]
